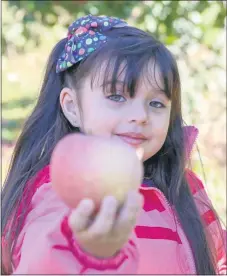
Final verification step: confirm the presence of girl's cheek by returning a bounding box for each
[151,114,170,130]
[84,111,119,136]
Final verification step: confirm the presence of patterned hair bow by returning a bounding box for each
[56,14,128,73]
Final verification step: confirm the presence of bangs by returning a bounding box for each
[79,27,179,100]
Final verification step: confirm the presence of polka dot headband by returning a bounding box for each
[56,14,128,73]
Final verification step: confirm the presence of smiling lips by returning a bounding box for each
[116,132,148,146]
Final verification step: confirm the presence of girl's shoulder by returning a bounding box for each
[185,169,219,228]
[185,169,211,211]
[18,165,51,217]
[185,169,205,195]
[23,165,51,203]
[33,165,50,189]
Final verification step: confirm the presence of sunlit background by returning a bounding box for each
[2,1,226,223]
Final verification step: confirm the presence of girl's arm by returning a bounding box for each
[13,182,139,274]
[186,170,227,275]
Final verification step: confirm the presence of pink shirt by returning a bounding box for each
[2,166,226,274]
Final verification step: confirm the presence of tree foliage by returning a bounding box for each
[3,0,226,55]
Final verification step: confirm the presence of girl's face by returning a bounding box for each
[77,65,171,162]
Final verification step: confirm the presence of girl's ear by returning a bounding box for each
[59,87,82,128]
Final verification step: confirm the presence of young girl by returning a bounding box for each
[2,14,226,275]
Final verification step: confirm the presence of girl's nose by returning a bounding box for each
[127,101,149,125]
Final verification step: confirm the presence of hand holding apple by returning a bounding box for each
[68,190,144,258]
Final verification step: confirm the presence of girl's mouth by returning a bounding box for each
[116,134,147,147]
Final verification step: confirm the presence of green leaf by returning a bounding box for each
[165,35,178,45]
[201,3,221,27]
[202,27,222,47]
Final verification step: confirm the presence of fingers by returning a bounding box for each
[113,190,144,236]
[68,191,143,242]
[87,196,118,238]
[68,199,95,233]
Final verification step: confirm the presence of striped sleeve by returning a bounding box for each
[186,170,227,274]
[12,182,139,274]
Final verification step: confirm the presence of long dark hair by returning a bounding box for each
[1,25,221,274]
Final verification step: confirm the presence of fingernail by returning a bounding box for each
[104,195,118,206]
[81,198,95,211]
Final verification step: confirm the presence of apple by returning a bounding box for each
[50,133,143,209]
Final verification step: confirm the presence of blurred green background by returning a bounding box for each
[2,1,226,223]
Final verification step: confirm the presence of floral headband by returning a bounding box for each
[56,14,128,73]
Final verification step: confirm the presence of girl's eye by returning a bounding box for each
[107,94,126,102]
[149,101,165,108]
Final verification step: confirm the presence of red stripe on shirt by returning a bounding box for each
[202,210,216,226]
[135,226,182,244]
[139,188,165,212]
[185,170,204,195]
